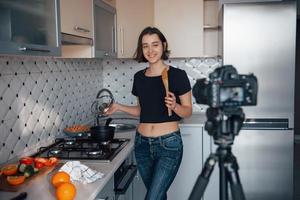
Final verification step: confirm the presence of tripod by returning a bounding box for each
[189,107,246,200]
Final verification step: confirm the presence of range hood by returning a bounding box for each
[61,33,93,45]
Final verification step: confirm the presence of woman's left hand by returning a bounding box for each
[165,91,177,111]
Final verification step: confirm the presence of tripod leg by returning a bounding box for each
[188,154,218,200]
[225,153,246,200]
[219,158,229,200]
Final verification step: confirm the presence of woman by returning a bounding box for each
[105,26,192,200]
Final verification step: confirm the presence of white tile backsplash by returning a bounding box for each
[0,56,103,164]
[0,56,221,164]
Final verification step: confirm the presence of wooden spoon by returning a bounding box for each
[162,68,172,116]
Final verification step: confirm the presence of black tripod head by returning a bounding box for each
[204,107,245,147]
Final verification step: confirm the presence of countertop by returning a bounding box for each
[0,131,135,200]
[0,113,206,200]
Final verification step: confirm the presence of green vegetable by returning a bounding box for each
[23,165,34,178]
[33,167,39,174]
[18,163,28,173]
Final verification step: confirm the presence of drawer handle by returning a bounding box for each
[74,26,90,33]
[19,47,50,52]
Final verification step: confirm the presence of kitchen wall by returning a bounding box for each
[0,56,103,164]
[0,56,221,164]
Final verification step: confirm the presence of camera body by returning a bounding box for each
[192,65,258,108]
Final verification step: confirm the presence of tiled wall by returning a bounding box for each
[0,56,221,164]
[0,56,103,164]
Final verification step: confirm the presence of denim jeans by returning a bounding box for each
[134,130,183,200]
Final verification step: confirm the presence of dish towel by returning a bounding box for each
[59,161,104,184]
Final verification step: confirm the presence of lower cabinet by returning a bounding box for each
[167,126,203,200]
[132,171,147,200]
[202,129,219,200]
[95,177,115,200]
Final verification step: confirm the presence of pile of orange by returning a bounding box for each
[51,171,76,200]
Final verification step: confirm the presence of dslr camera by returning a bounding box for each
[192,65,258,108]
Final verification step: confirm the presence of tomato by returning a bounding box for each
[34,157,48,164]
[7,175,26,185]
[34,161,44,169]
[19,157,33,165]
[48,157,59,166]
[2,164,18,176]
[34,157,48,169]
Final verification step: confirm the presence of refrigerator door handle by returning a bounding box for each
[242,118,291,130]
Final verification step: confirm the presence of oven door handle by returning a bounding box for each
[115,165,137,195]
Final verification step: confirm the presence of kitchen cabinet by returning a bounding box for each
[60,0,93,38]
[203,0,221,57]
[95,176,115,200]
[94,0,117,58]
[0,0,61,56]
[116,0,154,58]
[154,0,204,57]
[167,126,203,200]
[60,0,93,58]
[202,129,219,200]
[132,171,147,200]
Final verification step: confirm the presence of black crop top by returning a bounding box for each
[132,66,191,123]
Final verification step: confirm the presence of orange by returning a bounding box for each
[2,164,18,176]
[56,182,76,200]
[7,175,26,185]
[51,171,70,188]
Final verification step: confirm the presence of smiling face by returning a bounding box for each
[142,33,165,64]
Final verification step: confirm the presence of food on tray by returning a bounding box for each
[33,157,58,169]
[64,124,90,133]
[19,157,34,165]
[6,175,26,185]
[2,164,18,176]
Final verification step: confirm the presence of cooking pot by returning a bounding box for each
[90,118,115,142]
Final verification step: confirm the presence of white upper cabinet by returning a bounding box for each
[203,0,220,57]
[154,0,204,58]
[116,0,154,58]
[60,0,93,38]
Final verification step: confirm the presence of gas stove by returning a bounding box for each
[33,138,129,163]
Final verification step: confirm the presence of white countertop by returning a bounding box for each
[0,113,206,200]
[0,131,135,200]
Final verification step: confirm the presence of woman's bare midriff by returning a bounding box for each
[137,121,179,137]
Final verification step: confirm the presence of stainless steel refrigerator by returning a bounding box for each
[218,1,296,200]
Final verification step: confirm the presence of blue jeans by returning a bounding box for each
[134,130,183,200]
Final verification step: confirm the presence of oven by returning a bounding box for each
[114,154,137,200]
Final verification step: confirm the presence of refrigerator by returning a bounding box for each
[212,1,296,200]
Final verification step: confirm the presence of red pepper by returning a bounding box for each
[48,157,59,166]
[19,157,33,165]
[34,161,44,169]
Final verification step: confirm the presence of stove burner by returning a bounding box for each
[49,148,62,155]
[64,140,75,146]
[86,149,103,156]
[100,141,111,145]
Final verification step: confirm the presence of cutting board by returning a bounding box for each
[0,164,60,192]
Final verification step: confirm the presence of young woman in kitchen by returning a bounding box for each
[105,26,192,200]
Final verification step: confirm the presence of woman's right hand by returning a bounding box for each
[104,103,120,115]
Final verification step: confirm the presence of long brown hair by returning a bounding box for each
[134,27,170,62]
